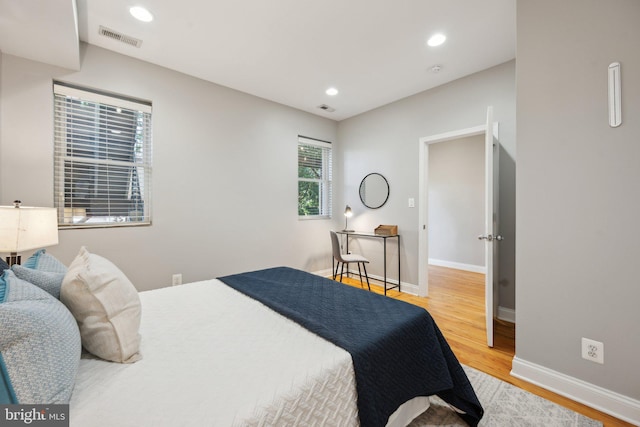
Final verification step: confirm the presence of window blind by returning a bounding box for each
[298,136,332,218]
[53,83,153,228]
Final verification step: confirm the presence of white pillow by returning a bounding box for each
[61,247,142,363]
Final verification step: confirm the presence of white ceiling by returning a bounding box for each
[0,0,79,70]
[0,0,515,121]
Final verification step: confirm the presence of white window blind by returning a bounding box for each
[53,83,153,228]
[298,136,332,218]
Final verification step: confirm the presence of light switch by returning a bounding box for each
[408,198,415,208]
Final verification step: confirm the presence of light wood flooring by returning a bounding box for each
[333,265,632,427]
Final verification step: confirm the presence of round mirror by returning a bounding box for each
[359,173,389,209]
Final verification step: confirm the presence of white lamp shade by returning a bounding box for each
[0,206,59,253]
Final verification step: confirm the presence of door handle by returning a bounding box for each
[478,234,504,241]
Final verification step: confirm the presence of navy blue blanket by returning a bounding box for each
[218,267,482,427]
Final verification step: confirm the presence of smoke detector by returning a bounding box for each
[99,26,143,48]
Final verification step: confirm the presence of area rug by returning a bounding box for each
[408,365,602,426]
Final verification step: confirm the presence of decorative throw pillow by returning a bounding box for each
[0,258,9,275]
[22,249,67,274]
[11,250,67,299]
[0,270,81,404]
[12,265,66,299]
[61,247,142,363]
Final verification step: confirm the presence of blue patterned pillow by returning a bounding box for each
[13,250,67,299]
[0,270,81,404]
[0,262,7,301]
[11,265,65,299]
[22,249,67,274]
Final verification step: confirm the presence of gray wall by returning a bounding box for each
[428,134,485,270]
[0,43,338,291]
[337,60,516,308]
[516,0,640,405]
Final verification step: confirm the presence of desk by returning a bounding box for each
[335,231,400,295]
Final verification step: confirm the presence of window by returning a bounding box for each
[53,83,152,228]
[298,136,332,218]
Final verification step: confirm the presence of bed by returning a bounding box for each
[69,276,361,426]
[1,249,482,427]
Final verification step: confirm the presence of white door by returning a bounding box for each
[479,106,501,347]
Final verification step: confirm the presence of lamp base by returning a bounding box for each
[6,253,21,266]
[342,229,354,233]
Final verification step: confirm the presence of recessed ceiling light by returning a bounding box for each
[427,33,446,47]
[130,6,154,22]
[326,87,339,96]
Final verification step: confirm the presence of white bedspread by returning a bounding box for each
[69,279,359,427]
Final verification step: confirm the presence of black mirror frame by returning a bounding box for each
[359,172,390,209]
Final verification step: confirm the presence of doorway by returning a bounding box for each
[418,115,499,346]
[427,134,485,274]
[418,124,489,296]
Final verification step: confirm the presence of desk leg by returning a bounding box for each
[398,235,401,292]
[383,238,388,295]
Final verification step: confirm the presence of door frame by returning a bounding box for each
[417,122,499,297]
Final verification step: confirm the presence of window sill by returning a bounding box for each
[298,215,332,221]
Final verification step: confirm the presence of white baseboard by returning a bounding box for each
[324,268,419,295]
[511,356,640,425]
[396,282,419,295]
[497,306,516,323]
[357,271,422,295]
[311,268,334,278]
[428,258,486,274]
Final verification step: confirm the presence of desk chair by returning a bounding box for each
[330,231,371,291]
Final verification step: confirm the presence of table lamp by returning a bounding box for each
[343,205,354,232]
[0,200,59,265]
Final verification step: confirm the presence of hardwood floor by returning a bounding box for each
[334,265,633,427]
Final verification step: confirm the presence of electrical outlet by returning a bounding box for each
[172,274,182,286]
[408,198,415,208]
[581,338,604,364]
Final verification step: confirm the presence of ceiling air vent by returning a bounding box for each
[317,104,336,112]
[98,26,143,48]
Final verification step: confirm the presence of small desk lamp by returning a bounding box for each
[0,200,59,266]
[343,205,354,232]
